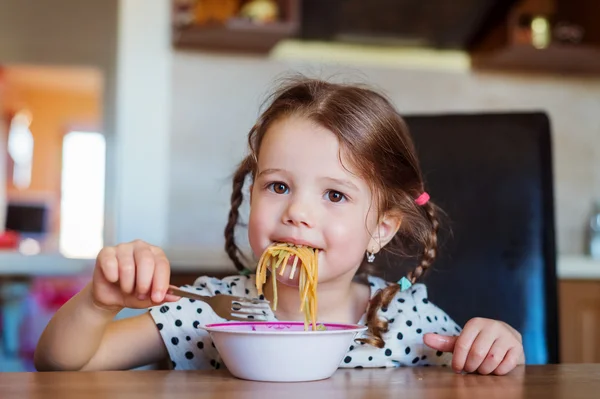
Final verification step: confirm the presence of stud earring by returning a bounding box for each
[366,250,376,263]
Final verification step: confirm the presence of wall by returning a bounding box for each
[114,0,171,246]
[166,50,600,261]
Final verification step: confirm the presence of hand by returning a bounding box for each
[91,240,179,311]
[423,317,525,375]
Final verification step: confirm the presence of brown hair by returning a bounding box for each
[224,76,441,348]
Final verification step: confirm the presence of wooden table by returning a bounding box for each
[1,364,599,399]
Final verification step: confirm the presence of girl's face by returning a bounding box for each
[248,116,394,287]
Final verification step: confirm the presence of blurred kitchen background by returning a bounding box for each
[0,0,599,371]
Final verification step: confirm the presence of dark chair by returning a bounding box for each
[377,112,559,364]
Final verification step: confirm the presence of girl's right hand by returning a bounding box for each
[91,240,180,311]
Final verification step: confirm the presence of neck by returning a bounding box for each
[262,270,369,324]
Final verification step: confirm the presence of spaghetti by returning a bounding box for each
[255,243,319,330]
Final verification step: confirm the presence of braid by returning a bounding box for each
[358,200,440,348]
[408,201,439,283]
[356,283,400,348]
[224,156,254,272]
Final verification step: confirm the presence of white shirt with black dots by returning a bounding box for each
[148,274,461,370]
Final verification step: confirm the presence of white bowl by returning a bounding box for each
[202,321,367,382]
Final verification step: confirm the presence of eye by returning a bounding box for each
[268,182,289,194]
[326,190,346,203]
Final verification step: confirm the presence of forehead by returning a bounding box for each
[258,116,350,172]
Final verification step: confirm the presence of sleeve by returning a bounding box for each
[192,274,260,298]
[147,278,232,370]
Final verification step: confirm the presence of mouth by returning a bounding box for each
[271,238,322,251]
[255,241,321,323]
[266,241,321,282]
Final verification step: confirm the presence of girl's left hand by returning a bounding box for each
[423,317,525,375]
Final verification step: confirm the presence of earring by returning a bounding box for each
[366,250,376,263]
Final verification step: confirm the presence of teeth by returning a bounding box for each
[272,242,322,251]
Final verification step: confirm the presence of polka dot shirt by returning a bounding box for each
[148,274,461,370]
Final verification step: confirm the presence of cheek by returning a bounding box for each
[247,198,276,257]
[248,210,265,257]
[326,204,376,242]
[323,211,372,262]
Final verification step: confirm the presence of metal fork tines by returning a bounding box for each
[167,286,271,321]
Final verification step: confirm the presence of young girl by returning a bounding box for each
[34,77,524,375]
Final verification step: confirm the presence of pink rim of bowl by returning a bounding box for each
[202,321,367,334]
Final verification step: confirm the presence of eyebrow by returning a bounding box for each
[323,177,360,192]
[257,168,283,178]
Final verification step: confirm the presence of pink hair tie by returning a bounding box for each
[415,192,430,206]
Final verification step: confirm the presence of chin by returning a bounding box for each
[274,272,301,287]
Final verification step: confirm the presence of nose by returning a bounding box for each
[282,194,314,228]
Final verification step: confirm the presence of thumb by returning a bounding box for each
[423,333,458,352]
[163,293,181,303]
[123,294,181,310]
[150,292,181,305]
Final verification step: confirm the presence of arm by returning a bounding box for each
[34,283,168,371]
[34,240,179,371]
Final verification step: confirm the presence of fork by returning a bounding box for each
[167,286,271,321]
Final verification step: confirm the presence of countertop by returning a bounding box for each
[555,255,600,279]
[0,251,93,276]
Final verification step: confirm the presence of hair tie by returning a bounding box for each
[398,276,413,291]
[415,192,430,206]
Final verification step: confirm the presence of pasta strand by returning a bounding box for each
[255,243,319,330]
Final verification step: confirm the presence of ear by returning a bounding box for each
[367,212,402,253]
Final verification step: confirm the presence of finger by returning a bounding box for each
[150,252,171,303]
[163,294,181,302]
[464,329,498,373]
[474,338,507,375]
[423,333,457,352]
[97,247,119,283]
[133,244,155,298]
[116,243,136,294]
[493,347,523,376]
[452,327,481,373]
